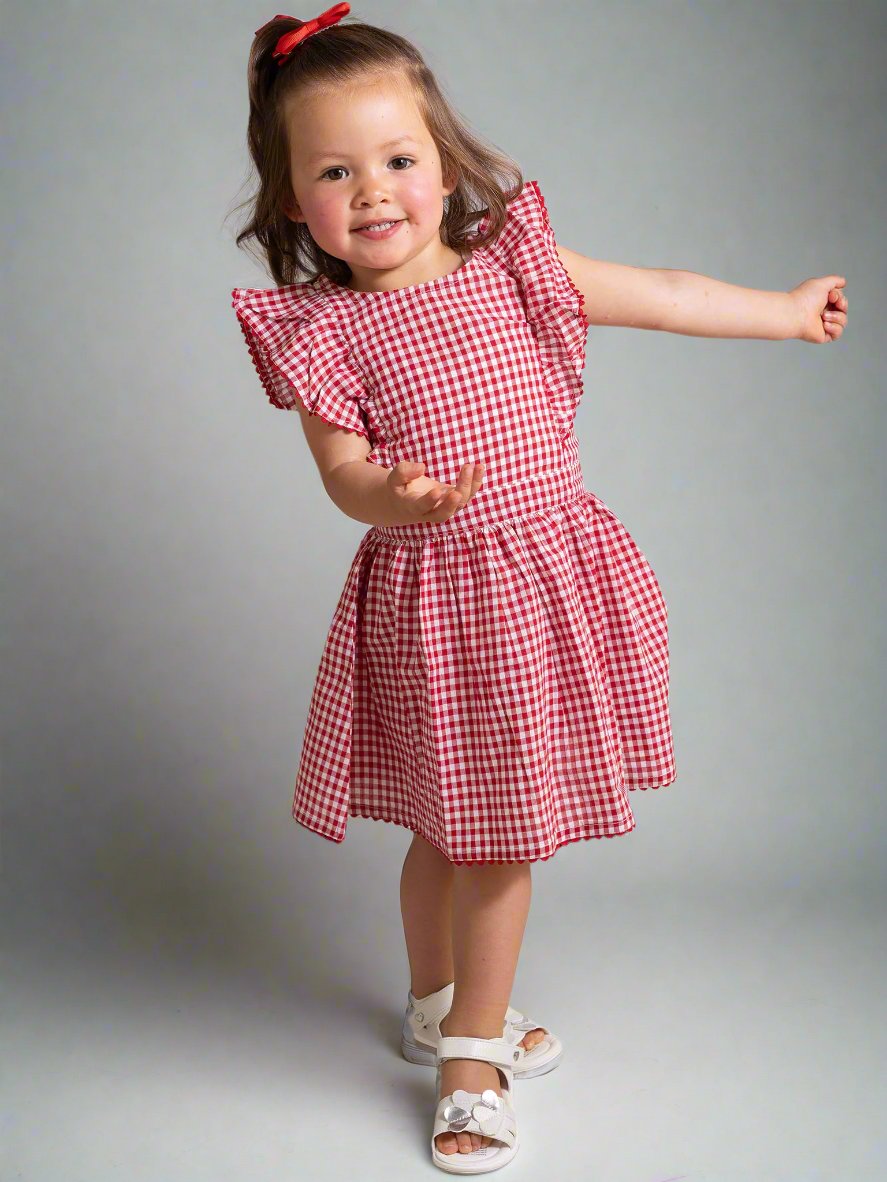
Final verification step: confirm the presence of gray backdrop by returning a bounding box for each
[4,2,885,1179]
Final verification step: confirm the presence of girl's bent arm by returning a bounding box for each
[295,395,482,529]
[295,405,403,527]
[324,459,406,527]
[556,245,798,341]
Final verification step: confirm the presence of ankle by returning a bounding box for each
[410,978,453,1000]
[440,1012,503,1040]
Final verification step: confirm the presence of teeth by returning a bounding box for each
[360,220,397,231]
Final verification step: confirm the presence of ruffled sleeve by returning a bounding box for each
[474,179,588,436]
[230,283,372,439]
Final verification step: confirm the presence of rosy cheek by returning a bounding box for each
[304,200,341,241]
[399,177,440,221]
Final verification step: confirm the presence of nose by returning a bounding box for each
[353,172,392,208]
[355,191,389,211]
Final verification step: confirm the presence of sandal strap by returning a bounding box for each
[436,1033,525,1073]
[504,1004,547,1035]
[406,982,454,1031]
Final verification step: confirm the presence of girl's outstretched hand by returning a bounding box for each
[790,276,849,344]
[385,460,485,523]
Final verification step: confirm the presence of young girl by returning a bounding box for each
[230,5,848,1173]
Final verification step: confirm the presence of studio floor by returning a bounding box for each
[5,887,884,1181]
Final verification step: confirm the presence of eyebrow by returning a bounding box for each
[306,136,421,164]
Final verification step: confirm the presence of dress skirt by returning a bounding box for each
[292,475,675,866]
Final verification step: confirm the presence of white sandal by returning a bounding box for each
[431,1033,523,1174]
[402,981,563,1079]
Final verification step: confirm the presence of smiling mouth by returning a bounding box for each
[352,218,404,231]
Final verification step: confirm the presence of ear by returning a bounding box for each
[281,192,305,224]
[441,169,459,200]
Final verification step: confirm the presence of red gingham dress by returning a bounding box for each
[231,179,675,865]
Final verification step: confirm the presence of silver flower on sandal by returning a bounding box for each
[442,1087,504,1135]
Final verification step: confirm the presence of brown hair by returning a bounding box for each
[227,13,523,288]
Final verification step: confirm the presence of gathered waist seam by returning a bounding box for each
[370,483,597,546]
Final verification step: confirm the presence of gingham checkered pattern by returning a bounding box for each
[231,179,675,864]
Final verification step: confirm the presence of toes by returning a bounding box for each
[457,1132,489,1152]
[435,1130,491,1155]
[518,1027,548,1051]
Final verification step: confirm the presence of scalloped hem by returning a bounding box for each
[526,180,589,436]
[292,774,675,865]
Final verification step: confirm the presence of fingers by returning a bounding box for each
[423,462,485,520]
[822,297,848,341]
[456,461,485,499]
[821,282,848,342]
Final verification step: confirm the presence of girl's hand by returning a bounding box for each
[385,460,485,523]
[789,276,849,344]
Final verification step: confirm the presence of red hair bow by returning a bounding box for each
[256,3,351,66]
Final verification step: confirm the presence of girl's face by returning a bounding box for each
[283,80,458,291]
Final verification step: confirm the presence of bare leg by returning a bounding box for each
[400,833,456,998]
[399,833,540,1157]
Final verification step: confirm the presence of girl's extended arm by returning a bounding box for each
[556,245,849,344]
